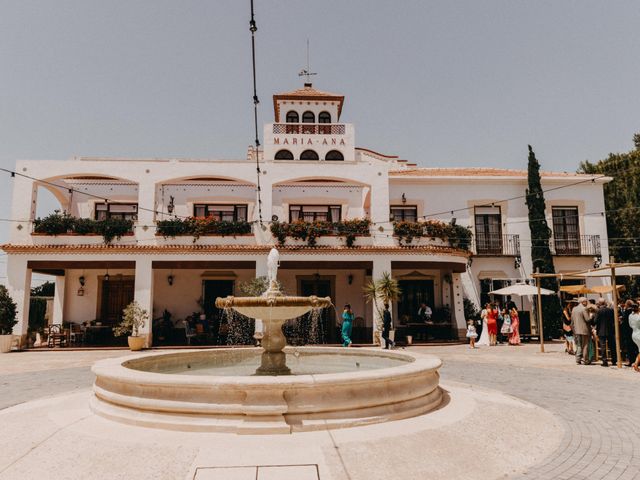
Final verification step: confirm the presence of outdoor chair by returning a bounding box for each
[185,323,197,346]
[69,324,84,346]
[47,324,68,348]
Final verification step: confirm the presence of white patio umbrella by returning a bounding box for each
[490,282,556,353]
[489,283,555,296]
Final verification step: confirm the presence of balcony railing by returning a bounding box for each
[272,123,346,135]
[551,235,601,256]
[474,233,521,256]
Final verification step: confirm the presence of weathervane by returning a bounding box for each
[298,39,317,83]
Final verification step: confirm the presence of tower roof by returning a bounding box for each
[273,83,345,121]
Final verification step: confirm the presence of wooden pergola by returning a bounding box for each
[532,259,640,368]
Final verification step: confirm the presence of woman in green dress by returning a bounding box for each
[341,304,354,347]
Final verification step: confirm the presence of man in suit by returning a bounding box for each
[571,297,593,365]
[594,299,616,367]
[382,303,394,349]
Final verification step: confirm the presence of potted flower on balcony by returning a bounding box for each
[0,285,18,353]
[113,301,148,351]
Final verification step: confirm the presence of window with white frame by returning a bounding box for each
[193,204,248,222]
[289,205,341,222]
[390,206,418,222]
[95,203,138,221]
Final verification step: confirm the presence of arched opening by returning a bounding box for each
[318,111,331,123]
[302,111,315,123]
[274,149,294,161]
[285,111,299,123]
[300,150,319,161]
[325,150,344,161]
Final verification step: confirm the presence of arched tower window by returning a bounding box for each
[302,111,315,123]
[325,150,344,161]
[300,150,319,161]
[274,149,294,160]
[318,111,331,123]
[285,111,299,123]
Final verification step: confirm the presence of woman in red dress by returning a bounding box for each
[486,304,498,346]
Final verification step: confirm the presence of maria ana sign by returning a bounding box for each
[272,137,347,146]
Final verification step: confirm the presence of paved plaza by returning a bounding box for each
[0,343,639,479]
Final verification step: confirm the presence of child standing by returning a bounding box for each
[466,320,478,348]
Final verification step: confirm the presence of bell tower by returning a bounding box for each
[263,83,354,162]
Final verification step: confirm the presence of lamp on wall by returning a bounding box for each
[167,195,175,215]
[347,274,353,285]
[401,193,407,204]
[77,275,86,296]
[104,269,110,283]
[593,255,602,269]
[167,274,174,286]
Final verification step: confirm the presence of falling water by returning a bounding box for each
[222,308,255,346]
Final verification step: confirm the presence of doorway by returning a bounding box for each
[397,279,435,325]
[203,280,234,345]
[299,277,335,343]
[99,277,134,325]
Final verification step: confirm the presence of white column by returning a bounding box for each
[9,176,37,244]
[136,184,156,243]
[451,272,466,339]
[254,180,273,245]
[134,257,154,347]
[52,274,66,325]
[371,257,392,344]
[370,174,393,246]
[6,256,32,347]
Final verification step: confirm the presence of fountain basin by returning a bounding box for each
[91,347,443,434]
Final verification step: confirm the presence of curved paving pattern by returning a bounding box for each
[434,351,640,480]
[2,345,639,479]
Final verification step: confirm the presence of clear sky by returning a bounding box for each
[1,1,639,282]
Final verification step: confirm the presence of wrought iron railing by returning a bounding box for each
[272,123,346,135]
[474,233,521,256]
[551,235,601,256]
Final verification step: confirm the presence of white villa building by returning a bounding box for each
[2,83,610,347]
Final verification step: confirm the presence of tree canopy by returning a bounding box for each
[579,133,640,296]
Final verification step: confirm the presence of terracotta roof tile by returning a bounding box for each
[273,84,345,121]
[389,168,598,179]
[0,243,469,257]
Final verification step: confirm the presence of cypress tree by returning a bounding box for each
[525,145,562,337]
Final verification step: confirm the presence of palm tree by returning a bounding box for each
[363,272,401,344]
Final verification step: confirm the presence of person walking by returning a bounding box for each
[341,304,354,347]
[382,303,394,349]
[571,297,592,365]
[508,307,521,345]
[466,320,478,348]
[594,299,616,367]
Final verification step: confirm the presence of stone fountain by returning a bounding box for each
[215,248,331,375]
[90,248,443,434]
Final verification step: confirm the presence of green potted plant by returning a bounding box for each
[0,285,18,353]
[363,272,401,345]
[113,301,148,351]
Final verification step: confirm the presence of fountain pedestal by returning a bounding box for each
[256,319,290,375]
